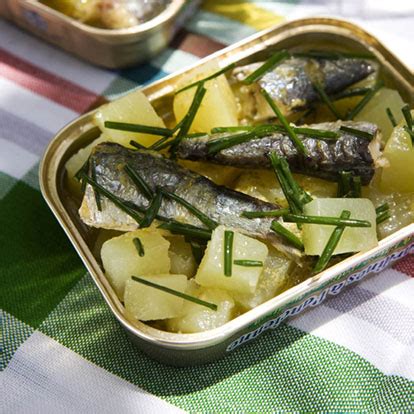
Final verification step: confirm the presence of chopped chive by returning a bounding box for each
[131,276,217,311]
[140,190,163,229]
[158,221,212,241]
[270,220,304,250]
[339,126,373,140]
[403,126,414,142]
[159,188,217,230]
[332,87,372,101]
[283,213,371,227]
[376,203,390,215]
[148,135,171,150]
[261,89,307,155]
[74,157,90,194]
[185,133,208,138]
[312,81,342,119]
[376,210,391,225]
[170,83,207,158]
[124,164,154,200]
[133,237,145,257]
[129,140,147,150]
[386,107,397,128]
[79,173,143,224]
[346,81,383,120]
[211,126,255,134]
[351,176,362,198]
[337,171,352,197]
[224,230,234,277]
[243,50,290,85]
[175,63,236,95]
[241,208,290,219]
[402,104,413,131]
[90,158,102,211]
[104,121,172,136]
[293,50,375,60]
[313,210,350,274]
[233,260,263,267]
[189,240,205,265]
[294,127,339,140]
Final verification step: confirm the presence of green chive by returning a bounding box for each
[403,126,414,142]
[313,210,351,274]
[148,135,171,150]
[74,157,90,195]
[159,188,218,230]
[124,164,154,200]
[131,276,217,311]
[241,208,290,219]
[175,63,236,95]
[376,203,389,215]
[211,126,255,134]
[79,173,143,224]
[386,107,397,128]
[243,50,290,85]
[402,104,413,131]
[312,81,342,119]
[189,240,205,265]
[337,171,352,197]
[294,127,339,140]
[346,81,383,120]
[270,220,304,250]
[283,213,371,227]
[233,260,263,267]
[104,121,172,136]
[294,51,375,60]
[158,221,212,241]
[170,83,207,158]
[376,210,391,225]
[340,126,373,140]
[332,87,372,101]
[90,158,102,211]
[224,230,234,277]
[351,176,362,198]
[129,140,147,150]
[261,89,307,155]
[140,190,163,228]
[133,237,145,257]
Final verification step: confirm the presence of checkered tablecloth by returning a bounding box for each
[1,1,414,412]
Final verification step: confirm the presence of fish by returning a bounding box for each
[79,142,300,257]
[176,121,382,185]
[231,55,378,121]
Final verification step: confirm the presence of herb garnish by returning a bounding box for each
[175,63,236,94]
[129,140,148,150]
[133,237,145,257]
[224,230,234,277]
[158,222,212,241]
[139,190,163,228]
[261,89,307,154]
[337,172,362,198]
[90,158,102,211]
[283,213,371,227]
[270,220,304,250]
[104,121,173,137]
[313,210,350,274]
[243,50,290,85]
[402,104,413,131]
[293,51,375,60]
[312,81,342,119]
[339,126,373,140]
[233,260,263,267]
[376,203,391,225]
[124,164,154,200]
[241,208,290,219]
[345,81,383,120]
[332,87,372,101]
[131,276,217,311]
[386,107,397,127]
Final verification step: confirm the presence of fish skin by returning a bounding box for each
[79,142,298,254]
[232,56,378,120]
[176,121,380,185]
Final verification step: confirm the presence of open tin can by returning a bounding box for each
[39,18,414,366]
[0,0,200,68]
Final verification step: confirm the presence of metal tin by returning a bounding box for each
[39,18,414,366]
[0,0,200,68]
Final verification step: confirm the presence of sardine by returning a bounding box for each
[176,121,381,185]
[79,143,298,256]
[232,56,377,121]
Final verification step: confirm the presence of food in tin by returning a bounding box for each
[39,0,169,29]
[66,48,414,333]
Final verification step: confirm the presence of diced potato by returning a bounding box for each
[232,246,291,310]
[234,170,337,206]
[124,274,187,321]
[94,89,166,148]
[195,226,268,294]
[101,229,170,300]
[167,283,235,333]
[178,160,240,186]
[173,61,239,133]
[380,123,414,193]
[354,88,405,144]
[166,236,197,278]
[92,229,124,259]
[302,198,378,256]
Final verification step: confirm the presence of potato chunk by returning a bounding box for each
[167,236,197,278]
[167,283,235,333]
[101,229,170,300]
[124,274,187,321]
[173,61,238,133]
[94,89,166,148]
[195,226,268,294]
[302,198,377,256]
